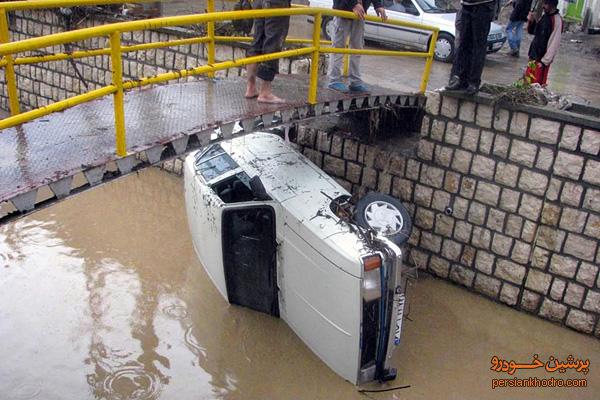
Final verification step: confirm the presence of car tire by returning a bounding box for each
[431,32,455,63]
[321,17,334,41]
[354,193,412,246]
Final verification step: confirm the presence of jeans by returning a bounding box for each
[450,4,495,88]
[247,0,291,82]
[506,20,524,51]
[328,17,365,85]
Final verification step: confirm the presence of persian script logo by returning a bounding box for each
[490,354,590,376]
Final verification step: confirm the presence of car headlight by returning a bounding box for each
[362,255,382,302]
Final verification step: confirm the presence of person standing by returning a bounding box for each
[525,0,563,85]
[445,0,500,95]
[327,0,387,93]
[245,0,291,103]
[505,0,533,57]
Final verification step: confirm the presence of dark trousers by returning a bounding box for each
[450,4,495,87]
[247,0,290,82]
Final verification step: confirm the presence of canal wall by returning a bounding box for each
[0,8,325,111]
[297,91,600,337]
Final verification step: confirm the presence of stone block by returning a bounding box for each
[511,241,531,264]
[374,151,391,171]
[560,124,581,150]
[425,91,441,115]
[458,100,476,122]
[444,172,460,194]
[298,126,316,147]
[493,109,509,132]
[378,172,392,194]
[421,232,442,253]
[409,228,421,247]
[441,96,458,118]
[576,262,599,288]
[429,255,450,278]
[583,188,600,213]
[421,115,431,137]
[495,259,526,285]
[561,182,584,208]
[445,121,463,145]
[525,269,552,294]
[518,170,548,196]
[500,188,520,213]
[460,178,476,200]
[563,233,597,262]
[410,249,429,269]
[421,165,444,189]
[520,290,541,311]
[343,139,359,161]
[414,184,433,207]
[583,290,600,313]
[506,215,523,238]
[432,190,451,212]
[476,104,493,128]
[500,283,520,306]
[436,215,455,237]
[479,130,494,154]
[387,154,407,179]
[442,239,462,262]
[406,159,421,180]
[492,233,513,257]
[468,201,487,225]
[331,135,344,157]
[535,147,554,171]
[529,118,560,144]
[509,139,537,168]
[554,151,584,179]
[492,134,510,158]
[316,131,332,153]
[462,127,479,151]
[541,203,560,226]
[487,208,506,232]
[539,299,568,322]
[452,197,469,219]
[549,254,579,278]
[415,207,435,230]
[550,278,566,301]
[474,273,502,298]
[536,226,565,252]
[431,119,445,141]
[559,208,588,234]
[566,309,596,334]
[392,178,413,202]
[434,145,453,168]
[581,129,600,155]
[475,251,495,274]
[475,182,501,207]
[585,214,600,239]
[303,148,322,167]
[335,178,353,192]
[546,178,562,201]
[471,155,496,180]
[471,226,492,249]
[583,160,600,185]
[450,264,475,287]
[361,145,378,167]
[460,245,476,267]
[362,167,378,189]
[518,194,543,221]
[323,155,345,178]
[455,221,474,244]
[346,162,362,184]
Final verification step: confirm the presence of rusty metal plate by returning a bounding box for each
[0,74,423,219]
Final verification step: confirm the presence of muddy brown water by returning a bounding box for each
[1,168,599,399]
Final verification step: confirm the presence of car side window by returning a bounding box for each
[195,144,239,181]
[384,0,420,16]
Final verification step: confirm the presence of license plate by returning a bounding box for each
[393,293,405,346]
[492,42,503,50]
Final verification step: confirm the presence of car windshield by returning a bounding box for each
[195,145,239,181]
[414,0,456,13]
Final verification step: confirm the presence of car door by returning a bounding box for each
[378,0,424,47]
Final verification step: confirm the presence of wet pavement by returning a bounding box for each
[1,168,599,399]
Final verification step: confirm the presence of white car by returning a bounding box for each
[310,0,507,62]
[184,132,413,384]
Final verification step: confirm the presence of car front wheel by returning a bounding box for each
[432,32,455,63]
[354,193,412,246]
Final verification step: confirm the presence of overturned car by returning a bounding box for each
[184,132,413,384]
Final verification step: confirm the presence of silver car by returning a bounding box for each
[310,0,507,63]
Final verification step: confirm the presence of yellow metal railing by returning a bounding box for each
[0,0,438,157]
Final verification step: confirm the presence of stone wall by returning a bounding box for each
[0,9,324,112]
[297,92,600,337]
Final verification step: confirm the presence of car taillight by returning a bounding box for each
[362,254,381,271]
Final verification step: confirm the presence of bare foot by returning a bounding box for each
[245,87,259,98]
[257,94,286,104]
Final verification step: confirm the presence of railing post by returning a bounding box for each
[308,12,322,104]
[206,0,215,78]
[110,31,127,157]
[419,30,438,94]
[0,8,20,116]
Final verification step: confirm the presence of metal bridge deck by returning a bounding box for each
[0,74,424,219]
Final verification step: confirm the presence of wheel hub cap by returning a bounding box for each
[364,201,404,235]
